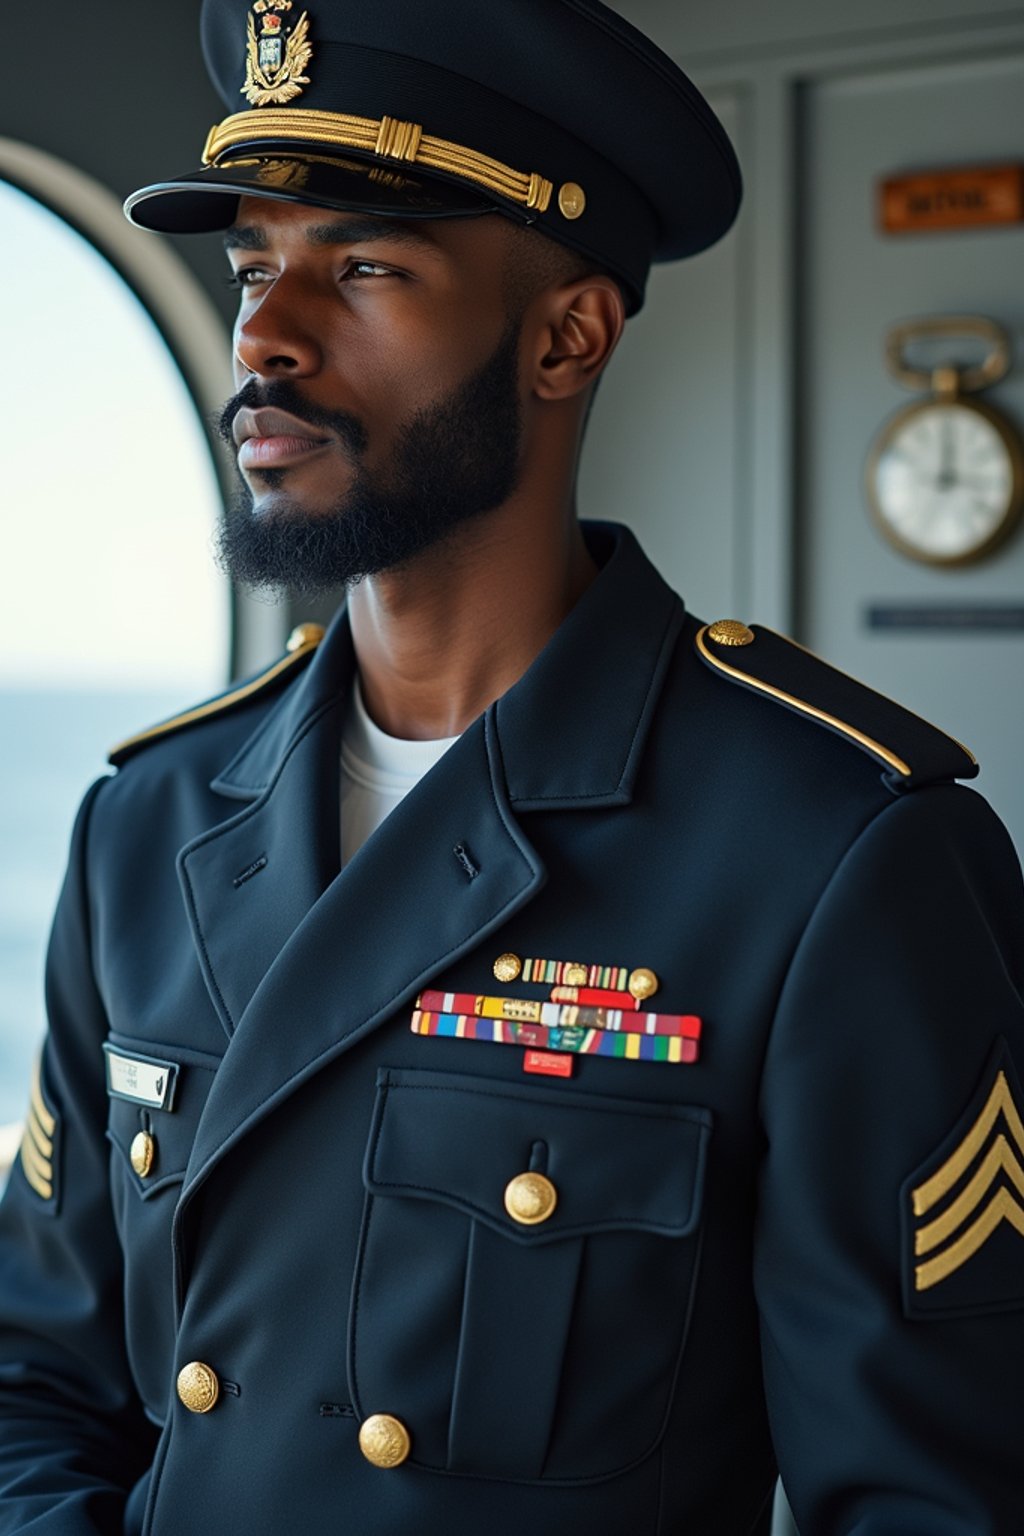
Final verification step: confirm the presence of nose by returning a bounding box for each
[234,275,323,380]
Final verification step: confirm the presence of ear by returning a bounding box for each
[530,277,626,402]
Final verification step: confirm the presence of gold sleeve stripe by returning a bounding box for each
[695,626,913,779]
[25,1106,53,1160]
[108,636,320,762]
[202,108,555,215]
[912,1071,1024,1216]
[916,1186,1024,1291]
[30,1059,56,1138]
[915,1133,1024,1256]
[19,1148,52,1201]
[19,1134,53,1199]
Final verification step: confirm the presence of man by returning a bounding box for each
[1,1,1022,1532]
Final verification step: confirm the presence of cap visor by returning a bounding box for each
[126,150,494,233]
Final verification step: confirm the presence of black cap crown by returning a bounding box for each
[125,0,742,312]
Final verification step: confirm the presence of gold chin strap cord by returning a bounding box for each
[203,108,557,214]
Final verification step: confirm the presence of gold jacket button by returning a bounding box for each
[177,1361,220,1414]
[359,1414,412,1469]
[286,622,325,653]
[504,1171,558,1226]
[707,619,755,647]
[130,1131,156,1179]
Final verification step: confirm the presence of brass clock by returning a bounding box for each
[866,317,1024,567]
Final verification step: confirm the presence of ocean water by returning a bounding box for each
[0,689,187,1127]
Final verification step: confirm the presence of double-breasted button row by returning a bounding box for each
[176,1363,411,1470]
[177,1361,220,1414]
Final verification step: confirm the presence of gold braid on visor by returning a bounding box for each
[203,109,555,214]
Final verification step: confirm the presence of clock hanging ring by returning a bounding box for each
[866,315,1024,568]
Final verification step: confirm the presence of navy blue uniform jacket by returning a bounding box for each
[1,523,1023,1534]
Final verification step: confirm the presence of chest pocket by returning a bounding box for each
[350,1066,711,1484]
[105,1034,220,1416]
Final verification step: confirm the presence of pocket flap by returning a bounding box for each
[105,1036,220,1198]
[365,1066,712,1243]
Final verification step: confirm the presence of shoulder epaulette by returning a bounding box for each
[695,619,977,791]
[108,623,325,769]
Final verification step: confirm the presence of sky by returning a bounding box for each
[2,183,228,693]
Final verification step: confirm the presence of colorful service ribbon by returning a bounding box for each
[411,1008,701,1065]
[520,958,632,990]
[419,991,699,1038]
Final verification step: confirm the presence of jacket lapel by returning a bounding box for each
[178,522,686,1204]
[181,707,544,1203]
[178,615,354,1038]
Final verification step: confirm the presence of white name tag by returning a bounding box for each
[103,1046,179,1111]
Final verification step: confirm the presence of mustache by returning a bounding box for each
[215,377,369,455]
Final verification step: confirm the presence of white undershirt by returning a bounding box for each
[340,678,460,866]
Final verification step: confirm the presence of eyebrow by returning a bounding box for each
[223,217,438,252]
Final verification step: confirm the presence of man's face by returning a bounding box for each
[216,196,527,593]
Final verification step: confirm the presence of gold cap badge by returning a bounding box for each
[243,1,314,108]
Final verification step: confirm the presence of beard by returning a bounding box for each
[215,321,524,596]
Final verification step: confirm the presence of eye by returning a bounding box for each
[225,265,274,291]
[344,259,400,281]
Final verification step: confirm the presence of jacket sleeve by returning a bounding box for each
[756,783,1024,1536]
[0,777,156,1535]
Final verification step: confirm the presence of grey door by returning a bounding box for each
[799,48,1024,852]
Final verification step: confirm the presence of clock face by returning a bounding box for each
[869,400,1022,565]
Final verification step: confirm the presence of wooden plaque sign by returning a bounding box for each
[881,165,1024,234]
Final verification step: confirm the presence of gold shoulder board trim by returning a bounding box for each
[695,624,913,779]
[108,626,324,767]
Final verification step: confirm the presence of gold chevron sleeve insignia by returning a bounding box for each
[17,1054,60,1210]
[905,1043,1024,1311]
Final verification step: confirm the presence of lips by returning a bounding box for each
[233,406,331,471]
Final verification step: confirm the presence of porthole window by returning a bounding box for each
[0,154,231,1150]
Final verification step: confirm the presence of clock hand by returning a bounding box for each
[937,418,957,490]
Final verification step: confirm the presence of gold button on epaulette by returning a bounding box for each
[359,1414,412,1468]
[177,1361,220,1414]
[130,1131,156,1179]
[707,619,755,647]
[505,1172,558,1226]
[287,622,326,653]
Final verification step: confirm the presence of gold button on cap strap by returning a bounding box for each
[177,1361,220,1414]
[359,1414,412,1468]
[504,1172,558,1226]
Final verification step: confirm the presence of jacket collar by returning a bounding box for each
[209,521,685,811]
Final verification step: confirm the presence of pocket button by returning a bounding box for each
[130,1131,156,1179]
[504,1171,558,1226]
[359,1414,412,1468]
